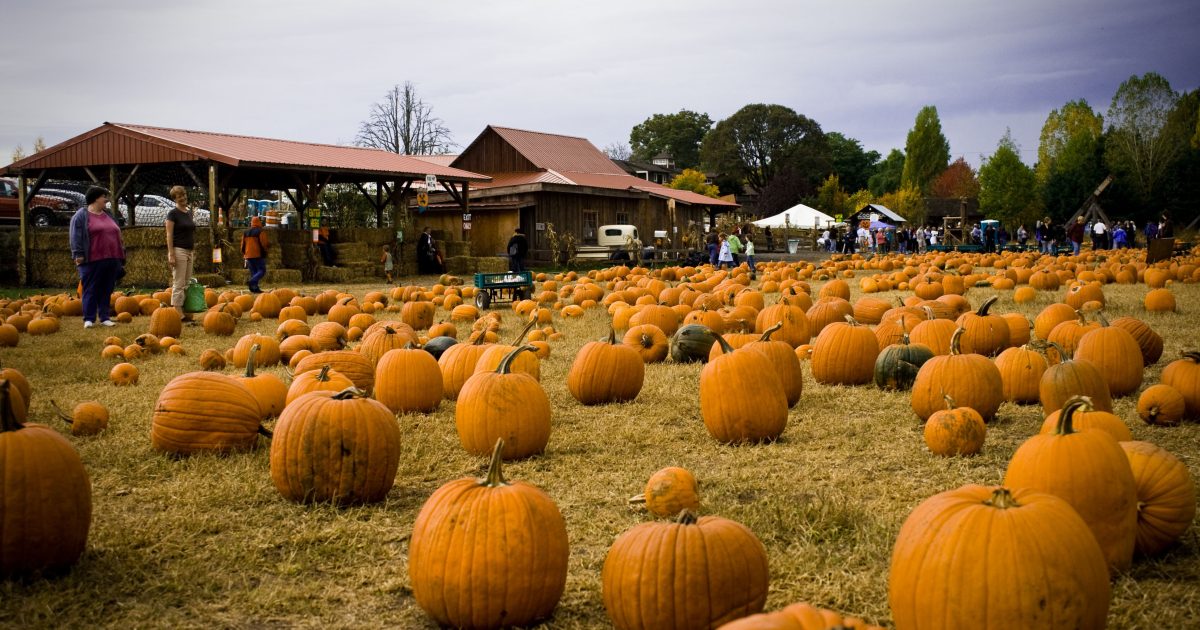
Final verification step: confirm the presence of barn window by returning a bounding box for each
[616,212,629,225]
[583,211,598,244]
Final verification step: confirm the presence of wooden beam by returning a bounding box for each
[180,162,205,188]
[16,173,28,287]
[23,171,48,199]
[83,166,100,183]
[110,166,123,226]
[113,164,140,198]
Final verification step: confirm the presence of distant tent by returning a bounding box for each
[751,203,837,229]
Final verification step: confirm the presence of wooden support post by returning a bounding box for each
[462,181,471,248]
[109,166,118,225]
[16,174,28,287]
[209,163,224,277]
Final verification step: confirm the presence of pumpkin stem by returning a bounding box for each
[948,327,966,356]
[482,438,509,487]
[712,330,735,356]
[758,321,783,342]
[985,487,1020,510]
[49,399,73,425]
[843,314,860,326]
[513,318,538,345]
[1096,312,1110,327]
[675,508,698,525]
[921,306,935,320]
[976,296,998,316]
[1183,351,1200,363]
[1055,396,1094,436]
[628,493,647,505]
[315,364,334,383]
[0,380,22,433]
[470,329,489,345]
[942,393,957,409]
[257,425,273,439]
[244,344,260,378]
[1045,341,1067,363]
[606,327,618,345]
[496,345,537,374]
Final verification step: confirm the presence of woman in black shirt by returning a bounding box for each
[165,185,196,318]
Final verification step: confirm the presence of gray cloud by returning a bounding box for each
[2,0,1197,171]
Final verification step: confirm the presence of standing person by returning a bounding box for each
[764,226,773,252]
[1017,224,1029,248]
[744,234,756,276]
[706,232,719,266]
[1035,219,1048,254]
[1144,219,1159,248]
[165,185,196,318]
[1092,220,1107,250]
[317,227,336,266]
[240,216,269,293]
[726,230,742,266]
[1112,223,1128,248]
[717,233,733,269]
[1160,213,1174,239]
[1068,217,1085,256]
[506,227,528,273]
[380,244,394,284]
[70,186,124,328]
[416,226,441,274]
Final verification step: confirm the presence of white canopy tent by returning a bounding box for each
[751,203,838,229]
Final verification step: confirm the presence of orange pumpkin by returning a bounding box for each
[628,466,700,518]
[1121,440,1196,557]
[456,346,551,460]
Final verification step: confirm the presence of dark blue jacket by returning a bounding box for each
[69,207,125,262]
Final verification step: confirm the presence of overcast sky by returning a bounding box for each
[2,0,1198,172]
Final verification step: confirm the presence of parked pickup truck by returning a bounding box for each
[0,177,81,227]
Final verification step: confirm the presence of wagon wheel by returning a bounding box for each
[475,290,491,310]
[513,286,529,301]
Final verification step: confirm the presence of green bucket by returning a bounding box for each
[183,279,207,313]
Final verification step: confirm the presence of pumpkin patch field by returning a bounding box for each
[1,250,1199,628]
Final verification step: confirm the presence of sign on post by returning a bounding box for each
[425,174,437,190]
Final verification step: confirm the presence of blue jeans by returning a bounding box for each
[1071,241,1081,255]
[79,258,121,323]
[247,257,267,289]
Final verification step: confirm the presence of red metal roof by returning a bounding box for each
[2,123,490,182]
[409,154,459,167]
[471,168,737,207]
[488,126,628,175]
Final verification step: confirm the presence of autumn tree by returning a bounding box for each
[979,130,1039,227]
[877,185,925,225]
[1036,100,1103,184]
[901,105,951,193]
[930,157,980,198]
[1104,72,1181,211]
[845,189,875,218]
[815,174,848,217]
[827,132,880,192]
[355,82,454,155]
[868,149,905,196]
[668,168,720,198]
[701,104,828,197]
[629,110,713,169]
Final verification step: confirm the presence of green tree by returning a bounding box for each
[868,149,905,196]
[901,105,951,193]
[979,130,1039,227]
[629,110,713,169]
[700,104,828,194]
[668,168,720,198]
[1104,72,1181,211]
[815,174,848,216]
[826,132,880,192]
[1158,89,1200,222]
[1036,99,1103,185]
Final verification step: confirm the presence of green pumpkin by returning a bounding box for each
[874,334,935,391]
[670,324,718,363]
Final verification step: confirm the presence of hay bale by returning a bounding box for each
[444,240,471,257]
[476,257,509,273]
[332,242,371,262]
[316,266,353,283]
[194,273,227,288]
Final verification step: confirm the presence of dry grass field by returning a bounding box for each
[0,268,1197,628]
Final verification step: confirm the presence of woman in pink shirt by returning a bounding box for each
[69,186,125,327]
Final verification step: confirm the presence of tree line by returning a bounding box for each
[611,72,1200,229]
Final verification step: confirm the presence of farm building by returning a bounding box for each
[415,126,738,261]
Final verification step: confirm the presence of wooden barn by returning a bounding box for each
[417,126,737,260]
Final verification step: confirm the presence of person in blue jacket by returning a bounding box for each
[69,186,125,328]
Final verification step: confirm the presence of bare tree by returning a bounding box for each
[602,141,631,161]
[355,82,455,155]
